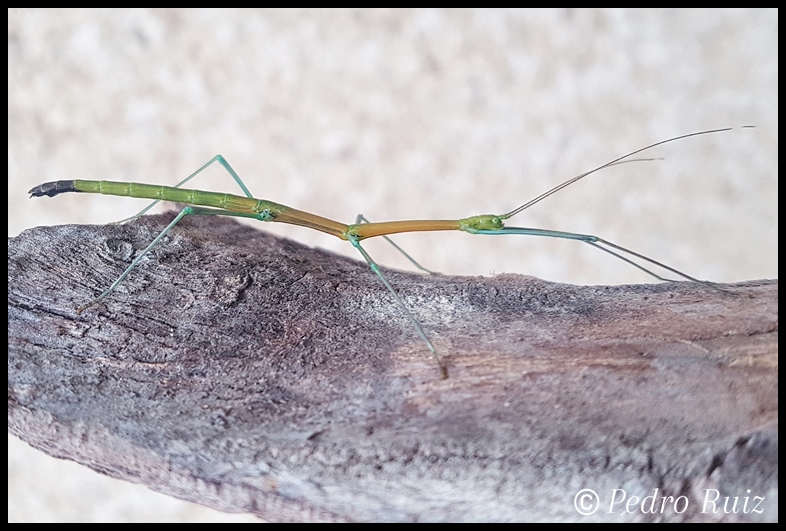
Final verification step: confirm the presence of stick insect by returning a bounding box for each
[29,127,748,379]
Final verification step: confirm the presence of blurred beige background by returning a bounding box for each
[8,8,777,522]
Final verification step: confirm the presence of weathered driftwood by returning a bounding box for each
[8,213,778,522]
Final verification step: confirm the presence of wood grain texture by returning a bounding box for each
[8,213,778,522]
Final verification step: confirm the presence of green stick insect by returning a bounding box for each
[29,127,747,379]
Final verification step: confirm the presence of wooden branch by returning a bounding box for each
[8,213,778,522]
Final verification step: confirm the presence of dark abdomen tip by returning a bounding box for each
[29,180,79,198]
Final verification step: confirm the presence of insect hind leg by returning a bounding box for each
[80,205,251,313]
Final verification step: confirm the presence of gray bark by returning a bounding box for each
[8,213,778,522]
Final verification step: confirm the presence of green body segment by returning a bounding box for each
[74,179,269,214]
[70,180,352,239]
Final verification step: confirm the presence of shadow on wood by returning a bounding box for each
[8,213,779,522]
